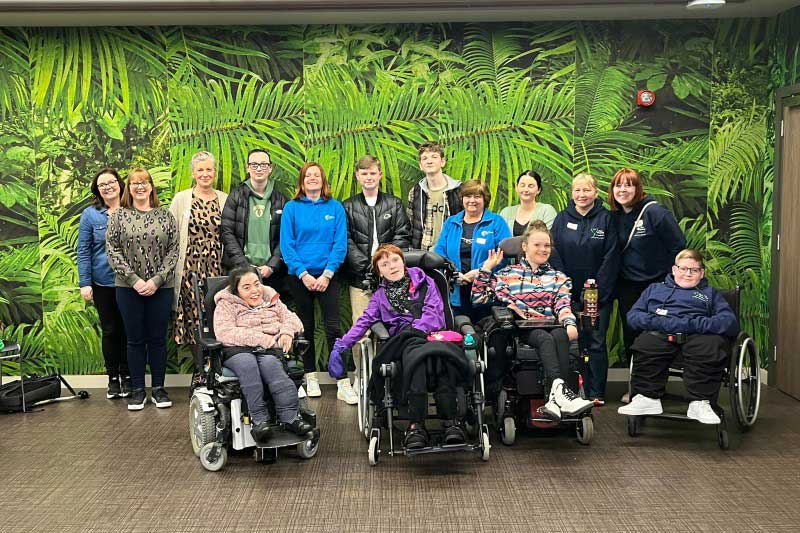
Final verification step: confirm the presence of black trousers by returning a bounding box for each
[630,332,729,401]
[406,356,459,424]
[286,276,342,373]
[92,284,128,378]
[484,326,570,392]
[617,277,662,356]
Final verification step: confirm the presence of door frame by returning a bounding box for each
[769,83,800,387]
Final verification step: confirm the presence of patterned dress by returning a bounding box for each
[174,195,223,344]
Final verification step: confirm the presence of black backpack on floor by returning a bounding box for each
[0,375,61,412]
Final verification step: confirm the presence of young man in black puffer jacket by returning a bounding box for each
[220,149,288,295]
[341,154,411,405]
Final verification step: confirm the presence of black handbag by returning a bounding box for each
[0,375,61,412]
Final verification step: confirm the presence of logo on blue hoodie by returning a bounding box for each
[324,214,334,221]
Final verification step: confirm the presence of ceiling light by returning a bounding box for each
[686,0,726,9]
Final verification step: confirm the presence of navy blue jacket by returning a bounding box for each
[627,275,739,337]
[612,195,686,282]
[77,205,116,287]
[552,199,619,306]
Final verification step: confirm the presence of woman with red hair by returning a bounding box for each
[609,168,686,363]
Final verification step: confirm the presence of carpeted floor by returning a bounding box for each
[1,382,799,532]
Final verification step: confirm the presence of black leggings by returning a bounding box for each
[406,356,460,424]
[92,285,128,378]
[617,277,662,355]
[287,276,342,373]
[525,328,571,385]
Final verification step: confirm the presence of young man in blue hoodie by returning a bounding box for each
[618,249,739,424]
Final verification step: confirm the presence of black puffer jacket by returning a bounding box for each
[343,191,411,287]
[220,182,287,272]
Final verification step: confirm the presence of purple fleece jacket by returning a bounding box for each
[337,266,445,351]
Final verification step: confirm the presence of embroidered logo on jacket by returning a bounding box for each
[692,292,709,302]
[590,228,605,239]
[324,214,335,221]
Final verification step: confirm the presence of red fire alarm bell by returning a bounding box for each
[637,90,656,107]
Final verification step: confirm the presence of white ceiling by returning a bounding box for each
[0,0,798,26]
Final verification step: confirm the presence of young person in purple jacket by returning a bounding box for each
[327,244,467,449]
[618,249,739,424]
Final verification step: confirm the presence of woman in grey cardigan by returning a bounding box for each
[107,168,179,412]
[499,170,557,235]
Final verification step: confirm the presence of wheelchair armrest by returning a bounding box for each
[454,314,474,335]
[370,322,390,342]
[198,337,222,351]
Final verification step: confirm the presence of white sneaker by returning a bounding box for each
[687,400,721,424]
[551,378,593,416]
[297,385,307,399]
[337,378,358,405]
[541,398,561,421]
[305,373,321,397]
[618,394,663,416]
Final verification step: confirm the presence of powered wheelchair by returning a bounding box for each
[354,250,490,465]
[623,286,761,450]
[188,275,320,471]
[481,236,595,446]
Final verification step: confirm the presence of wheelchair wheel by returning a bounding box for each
[297,437,319,459]
[718,426,730,450]
[368,434,380,466]
[729,336,761,432]
[480,427,491,461]
[189,396,216,457]
[627,416,640,437]
[576,416,593,445]
[500,417,516,446]
[199,442,227,472]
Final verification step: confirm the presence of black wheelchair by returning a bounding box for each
[355,251,490,465]
[624,286,761,449]
[484,307,594,446]
[188,275,320,471]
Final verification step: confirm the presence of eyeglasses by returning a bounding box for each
[674,265,703,275]
[97,182,118,190]
[129,181,151,189]
[248,162,272,169]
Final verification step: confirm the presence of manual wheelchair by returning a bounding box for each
[354,250,491,465]
[623,286,761,450]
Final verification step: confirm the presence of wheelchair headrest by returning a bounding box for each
[204,276,230,310]
[403,250,456,272]
[499,236,524,258]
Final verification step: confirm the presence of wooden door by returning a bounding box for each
[776,98,800,399]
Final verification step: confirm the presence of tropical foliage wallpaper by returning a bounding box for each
[1,10,799,375]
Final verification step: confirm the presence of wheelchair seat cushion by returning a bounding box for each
[221,366,238,378]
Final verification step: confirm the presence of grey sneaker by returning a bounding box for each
[127,388,146,411]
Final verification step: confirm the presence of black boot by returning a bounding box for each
[284,414,312,436]
[251,421,274,443]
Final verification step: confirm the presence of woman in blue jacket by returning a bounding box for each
[280,162,347,397]
[618,249,738,425]
[609,168,686,361]
[435,180,511,323]
[551,173,619,405]
[77,167,130,400]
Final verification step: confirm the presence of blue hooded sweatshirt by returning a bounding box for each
[627,274,739,337]
[552,198,619,307]
[280,196,347,278]
[612,195,686,282]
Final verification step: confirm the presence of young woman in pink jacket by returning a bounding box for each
[213,267,313,441]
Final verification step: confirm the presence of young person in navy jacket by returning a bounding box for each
[280,162,347,397]
[609,168,686,359]
[551,173,619,405]
[618,249,739,425]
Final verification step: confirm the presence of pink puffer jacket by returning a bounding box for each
[213,285,303,349]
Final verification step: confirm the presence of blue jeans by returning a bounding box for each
[115,287,172,390]
[223,350,298,424]
[578,304,611,400]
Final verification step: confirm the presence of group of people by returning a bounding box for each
[77,141,738,441]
